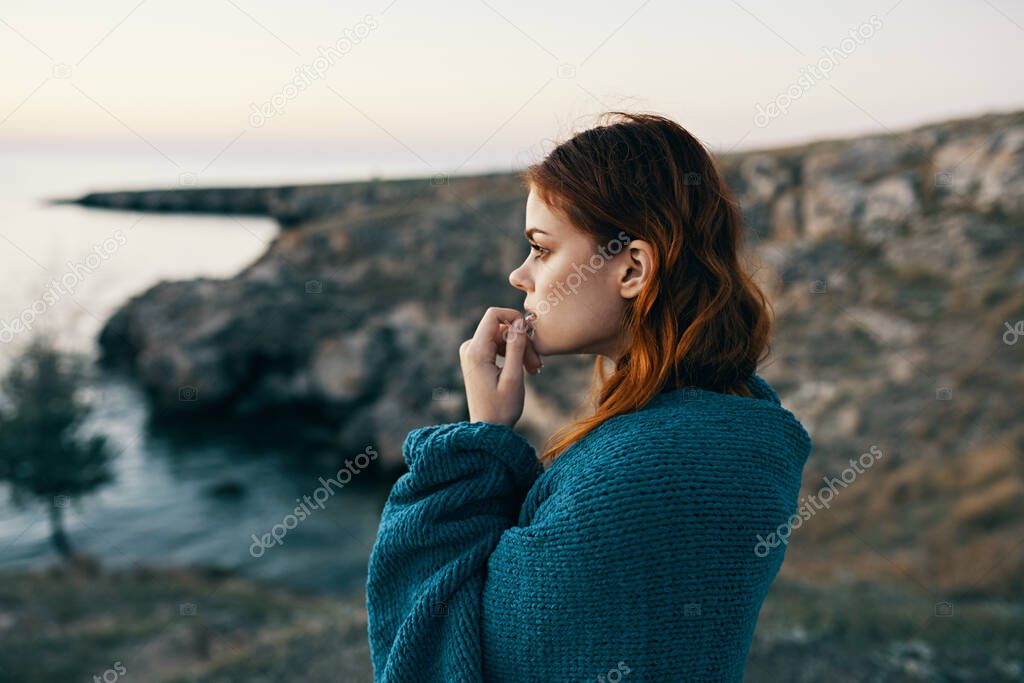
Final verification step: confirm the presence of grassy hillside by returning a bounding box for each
[2,562,1020,682]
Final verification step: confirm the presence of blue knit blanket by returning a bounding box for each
[366,373,813,682]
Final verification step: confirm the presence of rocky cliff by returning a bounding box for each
[79,109,1024,593]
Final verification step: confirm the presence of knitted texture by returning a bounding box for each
[366,373,813,682]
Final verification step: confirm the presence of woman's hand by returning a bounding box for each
[459,307,543,428]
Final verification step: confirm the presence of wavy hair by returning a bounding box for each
[520,111,774,465]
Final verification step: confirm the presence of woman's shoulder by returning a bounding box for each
[519,399,809,543]
[542,375,812,493]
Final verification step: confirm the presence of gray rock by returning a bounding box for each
[77,109,1024,479]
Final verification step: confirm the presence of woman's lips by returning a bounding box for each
[523,311,537,338]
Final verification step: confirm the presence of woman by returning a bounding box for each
[366,112,813,682]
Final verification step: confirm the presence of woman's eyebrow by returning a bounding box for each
[524,227,550,239]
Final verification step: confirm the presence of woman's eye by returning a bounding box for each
[529,243,548,258]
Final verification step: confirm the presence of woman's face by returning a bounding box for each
[509,187,648,360]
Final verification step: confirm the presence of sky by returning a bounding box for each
[2,0,1023,179]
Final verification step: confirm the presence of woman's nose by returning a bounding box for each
[508,263,530,292]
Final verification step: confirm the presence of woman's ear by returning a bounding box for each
[616,238,654,299]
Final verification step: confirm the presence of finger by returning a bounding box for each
[459,339,498,392]
[500,322,542,374]
[522,335,542,374]
[469,307,524,360]
[498,317,527,391]
[500,330,543,375]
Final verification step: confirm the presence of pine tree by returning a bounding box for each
[0,335,116,560]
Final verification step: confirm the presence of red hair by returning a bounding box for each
[520,112,774,465]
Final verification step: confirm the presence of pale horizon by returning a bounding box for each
[3,0,1023,180]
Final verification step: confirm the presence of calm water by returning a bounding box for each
[0,145,401,595]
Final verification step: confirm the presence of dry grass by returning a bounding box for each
[782,431,1024,595]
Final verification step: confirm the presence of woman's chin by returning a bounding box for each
[529,331,588,356]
